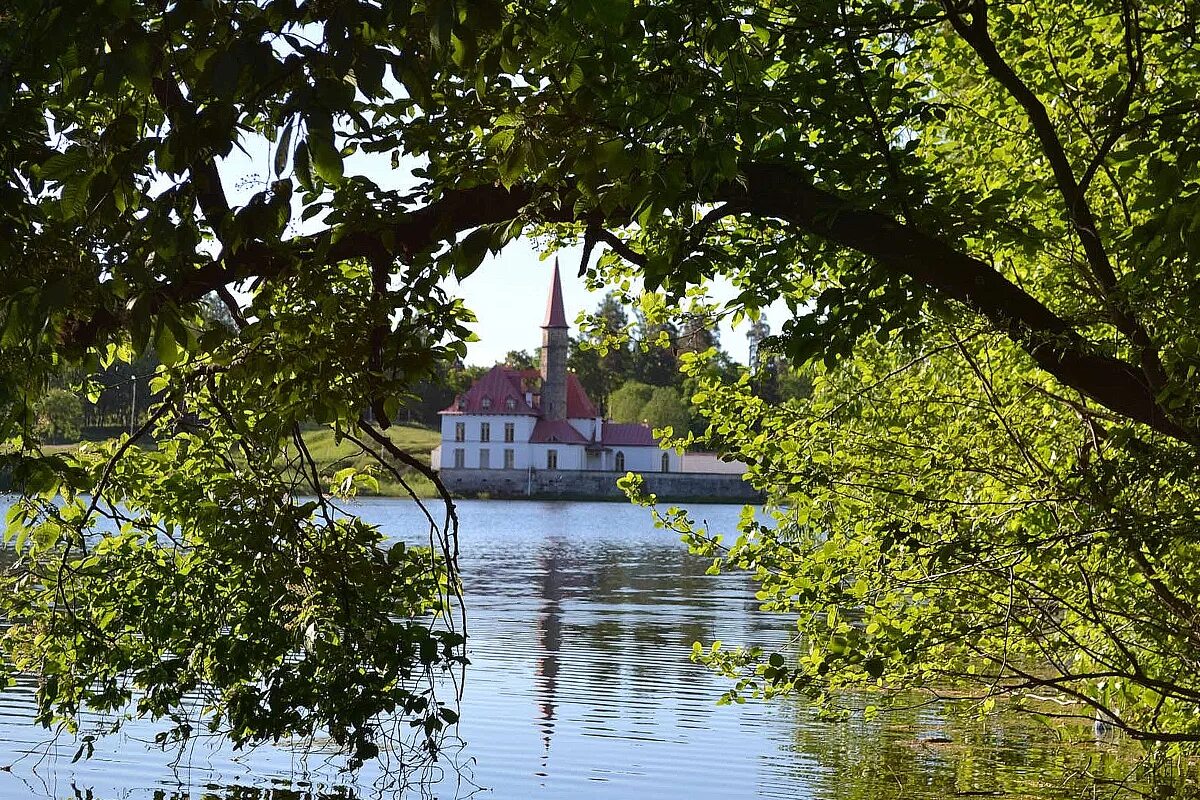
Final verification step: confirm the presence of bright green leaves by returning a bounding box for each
[1,417,465,771]
[307,122,345,186]
[657,318,1200,746]
[0,0,487,769]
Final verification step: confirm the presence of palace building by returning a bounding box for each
[431,262,756,501]
[434,261,675,475]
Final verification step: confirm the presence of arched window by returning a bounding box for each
[661,452,670,473]
[614,451,625,471]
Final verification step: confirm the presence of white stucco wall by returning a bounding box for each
[609,445,676,473]
[527,443,586,471]
[678,452,748,475]
[439,413,539,469]
[436,413,693,473]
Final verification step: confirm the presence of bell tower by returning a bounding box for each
[540,259,569,420]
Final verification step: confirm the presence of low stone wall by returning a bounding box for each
[436,468,762,503]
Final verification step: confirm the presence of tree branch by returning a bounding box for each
[728,161,1193,443]
[941,0,1166,394]
[62,164,1195,444]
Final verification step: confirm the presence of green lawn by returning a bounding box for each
[287,425,442,498]
[33,424,444,499]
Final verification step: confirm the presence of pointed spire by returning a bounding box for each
[542,258,568,328]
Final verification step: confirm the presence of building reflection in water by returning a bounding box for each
[534,540,564,770]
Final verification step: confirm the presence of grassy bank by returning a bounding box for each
[285,426,441,498]
[31,425,443,499]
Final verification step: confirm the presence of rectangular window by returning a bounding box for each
[480,422,490,442]
[479,449,490,469]
[547,449,558,470]
[504,422,515,442]
[504,449,515,469]
[454,422,465,442]
[453,448,465,468]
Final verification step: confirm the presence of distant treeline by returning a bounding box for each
[31,293,808,443]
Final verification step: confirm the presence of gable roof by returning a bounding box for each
[602,422,659,447]
[530,419,588,444]
[441,364,537,415]
[565,374,599,418]
[510,369,599,419]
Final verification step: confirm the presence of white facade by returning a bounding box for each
[432,264,741,478]
[437,414,534,470]
[433,415,678,473]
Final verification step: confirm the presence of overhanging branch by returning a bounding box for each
[727,162,1193,443]
[63,165,1194,445]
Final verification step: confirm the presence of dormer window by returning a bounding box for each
[481,396,492,410]
[456,398,466,411]
[505,397,517,410]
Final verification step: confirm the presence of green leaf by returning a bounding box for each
[275,119,294,177]
[309,130,344,185]
[40,148,89,181]
[294,140,313,189]
[155,324,180,367]
[453,227,492,280]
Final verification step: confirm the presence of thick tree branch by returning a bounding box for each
[728,161,1193,443]
[942,0,1166,394]
[63,165,1194,444]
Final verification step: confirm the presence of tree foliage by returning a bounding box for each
[0,0,474,771]
[34,388,83,443]
[639,386,692,436]
[608,381,656,425]
[609,380,691,436]
[5,0,1200,768]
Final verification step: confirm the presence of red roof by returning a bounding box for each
[565,374,598,418]
[602,422,658,447]
[530,419,588,444]
[441,364,537,415]
[441,365,600,418]
[543,259,568,328]
[512,369,599,418]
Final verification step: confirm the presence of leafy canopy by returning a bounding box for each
[5,0,1200,769]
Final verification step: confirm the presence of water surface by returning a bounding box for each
[0,499,1151,798]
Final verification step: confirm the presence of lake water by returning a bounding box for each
[0,499,1156,798]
